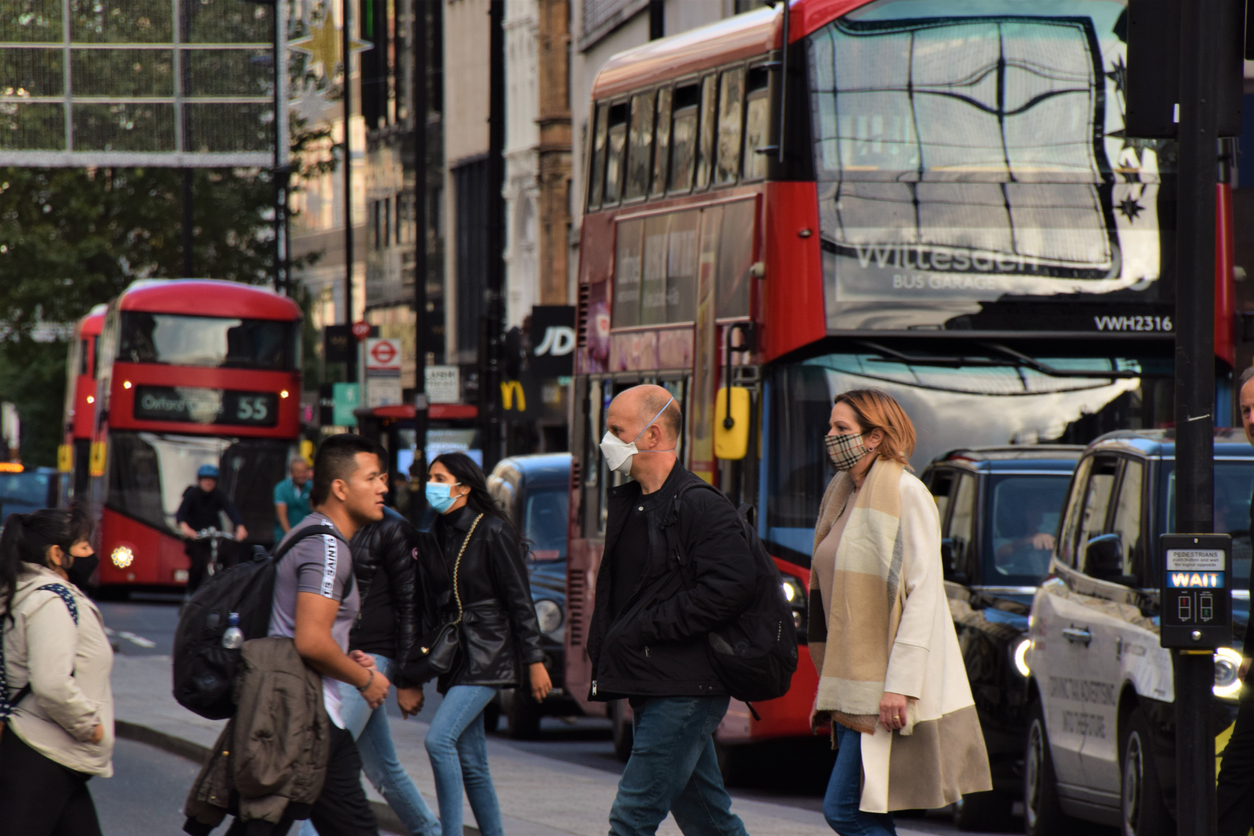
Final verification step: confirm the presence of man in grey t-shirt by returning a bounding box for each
[246,434,389,836]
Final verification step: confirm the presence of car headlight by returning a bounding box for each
[1013,638,1031,678]
[535,598,563,633]
[781,576,808,631]
[1214,647,1244,698]
[110,545,134,569]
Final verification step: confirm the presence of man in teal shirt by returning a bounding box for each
[273,457,312,541]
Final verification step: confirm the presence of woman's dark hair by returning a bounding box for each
[1,506,92,624]
[430,452,521,545]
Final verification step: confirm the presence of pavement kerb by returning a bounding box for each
[114,719,434,836]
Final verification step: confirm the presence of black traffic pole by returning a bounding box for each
[480,0,506,468]
[412,0,429,505]
[1173,1,1220,833]
[342,0,357,381]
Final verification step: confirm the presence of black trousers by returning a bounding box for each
[226,724,377,836]
[1218,685,1254,836]
[0,726,102,836]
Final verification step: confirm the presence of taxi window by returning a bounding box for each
[927,468,956,523]
[1110,459,1144,582]
[1077,456,1118,573]
[1057,456,1092,566]
[946,473,978,579]
[988,474,1069,584]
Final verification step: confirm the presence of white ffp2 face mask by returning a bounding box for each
[600,397,676,476]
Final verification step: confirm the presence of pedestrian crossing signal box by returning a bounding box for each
[1159,533,1232,649]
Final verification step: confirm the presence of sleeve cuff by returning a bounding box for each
[884,642,928,698]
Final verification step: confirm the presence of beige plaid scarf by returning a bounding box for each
[811,457,906,734]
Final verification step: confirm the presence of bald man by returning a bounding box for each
[586,384,755,836]
[1217,367,1254,836]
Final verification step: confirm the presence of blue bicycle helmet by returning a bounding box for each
[197,464,220,480]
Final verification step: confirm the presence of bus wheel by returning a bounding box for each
[1121,706,1169,836]
[610,700,633,762]
[952,790,1013,832]
[1024,700,1076,836]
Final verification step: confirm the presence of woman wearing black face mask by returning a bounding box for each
[0,507,113,836]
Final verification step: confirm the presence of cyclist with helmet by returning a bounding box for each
[175,463,248,594]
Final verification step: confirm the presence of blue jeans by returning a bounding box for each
[300,654,440,836]
[424,685,503,836]
[608,696,748,836]
[823,723,897,836]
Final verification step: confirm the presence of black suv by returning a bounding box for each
[921,445,1083,831]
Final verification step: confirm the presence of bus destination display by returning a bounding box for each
[133,386,278,428]
[1159,534,1232,648]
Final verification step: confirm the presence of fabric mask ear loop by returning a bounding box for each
[632,396,677,453]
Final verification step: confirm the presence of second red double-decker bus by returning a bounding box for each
[58,304,106,507]
[88,280,302,590]
[566,0,1243,786]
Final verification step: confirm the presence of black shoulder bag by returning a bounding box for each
[411,514,483,681]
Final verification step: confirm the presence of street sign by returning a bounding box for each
[1160,533,1232,648]
[332,382,360,427]
[351,321,373,341]
[426,366,460,404]
[365,338,403,407]
[324,325,354,364]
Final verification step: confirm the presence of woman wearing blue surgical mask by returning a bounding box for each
[405,452,549,836]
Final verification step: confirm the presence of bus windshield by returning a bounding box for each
[106,431,291,545]
[118,312,298,371]
[764,347,1171,564]
[807,0,1175,329]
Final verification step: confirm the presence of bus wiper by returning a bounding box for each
[856,340,1139,379]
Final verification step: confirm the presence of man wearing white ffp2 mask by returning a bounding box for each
[599,394,676,477]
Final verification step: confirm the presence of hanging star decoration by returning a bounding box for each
[289,6,371,86]
[1117,194,1144,222]
[290,77,335,126]
[1105,54,1128,100]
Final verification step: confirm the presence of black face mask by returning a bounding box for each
[66,554,100,588]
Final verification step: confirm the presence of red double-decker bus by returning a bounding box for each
[57,304,107,507]
[88,280,302,590]
[566,0,1241,780]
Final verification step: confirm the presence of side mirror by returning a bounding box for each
[1085,534,1128,582]
[713,387,751,460]
[941,539,968,585]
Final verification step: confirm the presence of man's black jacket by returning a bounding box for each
[406,505,546,692]
[175,486,243,531]
[348,507,420,686]
[586,464,756,700]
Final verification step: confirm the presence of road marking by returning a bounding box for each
[116,631,156,649]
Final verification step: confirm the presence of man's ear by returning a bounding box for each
[331,478,350,503]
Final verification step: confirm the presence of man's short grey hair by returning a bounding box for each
[1240,366,1254,391]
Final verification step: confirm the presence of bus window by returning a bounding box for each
[589,102,609,209]
[696,75,717,190]
[650,87,672,197]
[715,67,744,186]
[742,66,770,181]
[613,219,644,327]
[78,338,90,376]
[119,313,298,371]
[669,84,700,193]
[666,211,698,323]
[716,200,754,318]
[625,91,654,201]
[640,215,670,326]
[604,103,629,205]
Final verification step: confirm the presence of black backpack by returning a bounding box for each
[664,483,799,705]
[172,523,350,720]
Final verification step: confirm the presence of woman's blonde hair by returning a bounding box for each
[833,389,916,465]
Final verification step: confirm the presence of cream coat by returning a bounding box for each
[811,470,991,813]
[3,565,114,776]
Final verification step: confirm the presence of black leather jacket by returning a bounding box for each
[409,505,546,691]
[347,507,420,686]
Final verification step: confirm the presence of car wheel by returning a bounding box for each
[952,790,1013,832]
[506,685,542,740]
[1024,700,1077,836]
[1121,706,1169,836]
[610,699,633,762]
[482,698,501,733]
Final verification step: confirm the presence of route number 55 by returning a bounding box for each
[237,395,269,421]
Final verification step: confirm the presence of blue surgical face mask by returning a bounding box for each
[425,481,462,514]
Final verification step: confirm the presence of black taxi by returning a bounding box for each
[921,445,1083,831]
[1023,430,1252,836]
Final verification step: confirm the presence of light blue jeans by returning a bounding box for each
[823,722,897,835]
[300,654,440,836]
[424,685,504,836]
